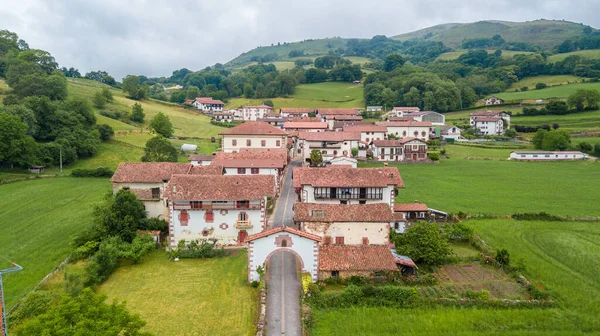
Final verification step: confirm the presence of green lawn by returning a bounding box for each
[548,49,600,63]
[311,219,600,335]
[445,143,525,159]
[511,109,600,132]
[99,250,257,336]
[572,137,600,147]
[0,178,111,310]
[495,82,600,101]
[226,82,364,109]
[507,75,585,91]
[359,157,600,216]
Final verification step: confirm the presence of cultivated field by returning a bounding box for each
[495,82,600,100]
[0,178,111,309]
[99,250,257,336]
[548,49,600,63]
[359,153,600,216]
[226,82,365,109]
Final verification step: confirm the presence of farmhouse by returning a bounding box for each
[192,97,225,112]
[256,116,287,128]
[318,245,398,279]
[392,201,430,233]
[332,120,371,131]
[293,166,403,207]
[321,114,364,129]
[282,121,329,132]
[189,154,214,166]
[238,105,273,121]
[470,110,510,128]
[375,121,432,141]
[485,96,504,105]
[439,125,463,141]
[298,131,360,161]
[391,106,420,117]
[371,138,428,162]
[211,111,235,123]
[219,121,288,153]
[509,151,589,161]
[211,149,288,189]
[165,174,275,247]
[280,108,315,118]
[110,162,223,218]
[316,108,360,119]
[343,124,388,146]
[472,117,504,136]
[293,203,394,245]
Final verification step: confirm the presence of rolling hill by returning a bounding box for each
[392,19,588,49]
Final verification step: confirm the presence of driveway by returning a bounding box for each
[266,159,303,335]
[271,159,301,228]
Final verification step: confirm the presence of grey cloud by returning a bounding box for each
[0,0,598,80]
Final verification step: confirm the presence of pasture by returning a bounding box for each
[506,75,584,91]
[511,109,600,132]
[99,250,257,336]
[0,178,111,310]
[494,82,600,100]
[359,153,600,216]
[226,82,365,109]
[310,219,600,335]
[548,49,600,63]
[436,49,533,61]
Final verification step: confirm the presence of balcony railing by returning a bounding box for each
[314,192,383,200]
[173,203,261,210]
[235,220,253,229]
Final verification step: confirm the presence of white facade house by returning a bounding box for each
[293,166,404,208]
[189,155,214,166]
[391,107,420,117]
[473,117,504,135]
[282,122,329,132]
[239,105,274,121]
[470,111,510,128]
[219,121,288,153]
[371,138,428,162]
[165,174,275,247]
[193,97,225,112]
[327,156,358,168]
[343,125,388,146]
[485,96,504,105]
[509,151,589,161]
[375,121,432,141]
[280,108,314,118]
[246,226,321,282]
[294,203,394,245]
[366,106,382,112]
[298,131,360,162]
[211,112,235,123]
[439,125,463,141]
[110,162,223,219]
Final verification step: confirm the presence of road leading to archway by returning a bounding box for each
[266,250,302,335]
[272,159,302,228]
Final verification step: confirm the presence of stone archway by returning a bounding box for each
[246,226,321,282]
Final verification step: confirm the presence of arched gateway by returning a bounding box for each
[246,226,321,282]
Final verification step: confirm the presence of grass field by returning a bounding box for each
[226,82,364,109]
[359,155,600,216]
[495,82,600,100]
[548,49,600,63]
[311,219,600,335]
[511,109,600,132]
[99,250,256,336]
[507,75,584,91]
[0,178,111,310]
[436,49,533,61]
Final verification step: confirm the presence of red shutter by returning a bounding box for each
[362,237,369,245]
[205,210,214,222]
[179,210,189,226]
[335,236,344,245]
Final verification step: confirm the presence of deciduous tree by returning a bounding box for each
[141,136,178,162]
[393,221,452,265]
[149,112,173,137]
[131,102,145,123]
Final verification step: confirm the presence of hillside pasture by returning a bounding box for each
[99,250,257,336]
[548,49,600,63]
[0,178,111,310]
[512,109,600,132]
[506,75,585,91]
[494,82,600,100]
[226,82,364,109]
[359,156,600,216]
[436,49,533,61]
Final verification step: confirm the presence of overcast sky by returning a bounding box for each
[1,0,598,80]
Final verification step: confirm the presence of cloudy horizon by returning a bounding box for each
[1,0,598,80]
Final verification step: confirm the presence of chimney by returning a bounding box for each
[414,200,419,204]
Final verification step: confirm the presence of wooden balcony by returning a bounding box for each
[235,220,253,229]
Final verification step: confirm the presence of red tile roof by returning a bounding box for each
[394,202,429,212]
[319,245,398,271]
[246,226,322,242]
[392,107,420,112]
[332,115,363,121]
[288,117,322,123]
[376,121,433,127]
[293,166,404,188]
[219,121,288,136]
[294,203,394,222]
[470,110,506,116]
[211,158,284,168]
[372,137,425,147]
[344,124,388,133]
[280,108,315,113]
[165,174,274,200]
[111,162,192,183]
[188,165,224,175]
[188,154,214,161]
[299,131,360,141]
[473,117,502,122]
[387,117,415,122]
[317,108,360,116]
[215,148,288,164]
[283,122,329,130]
[195,97,224,105]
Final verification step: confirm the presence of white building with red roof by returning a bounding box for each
[391,106,420,117]
[238,105,274,121]
[293,166,404,208]
[298,131,360,162]
[343,124,388,146]
[279,108,315,118]
[469,110,510,136]
[165,174,275,247]
[282,121,328,132]
[372,138,428,162]
[392,201,431,233]
[192,97,225,112]
[219,121,288,153]
[210,149,288,189]
[375,121,432,141]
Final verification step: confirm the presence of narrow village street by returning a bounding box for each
[266,159,302,335]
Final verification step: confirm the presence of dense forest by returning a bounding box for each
[0,30,108,168]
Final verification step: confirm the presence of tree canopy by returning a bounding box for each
[149,112,174,137]
[141,136,178,162]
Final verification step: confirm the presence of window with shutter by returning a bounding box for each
[246,139,251,146]
[261,140,266,147]
[205,210,214,223]
[276,140,281,146]
[335,236,344,245]
[251,168,259,174]
[238,168,246,174]
[362,237,369,245]
[232,139,237,146]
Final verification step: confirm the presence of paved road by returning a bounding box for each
[271,159,301,228]
[266,159,303,335]
[266,250,301,336]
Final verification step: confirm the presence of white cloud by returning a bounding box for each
[0,0,597,80]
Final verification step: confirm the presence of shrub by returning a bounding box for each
[495,248,510,267]
[520,86,529,92]
[71,240,100,260]
[172,239,228,258]
[511,212,563,221]
[71,167,114,177]
[461,289,490,301]
[535,82,548,90]
[528,281,550,300]
[8,290,61,327]
[309,284,418,308]
[428,152,440,161]
[346,275,369,286]
[84,237,120,287]
[139,217,169,233]
[99,110,122,120]
[351,147,359,157]
[96,124,114,141]
[250,281,260,288]
[64,269,85,297]
[393,221,452,266]
[401,273,438,286]
[443,223,474,241]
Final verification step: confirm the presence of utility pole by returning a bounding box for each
[59,147,63,173]
[0,262,23,336]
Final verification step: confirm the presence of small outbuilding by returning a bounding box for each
[181,144,198,152]
[509,151,589,161]
[28,165,45,174]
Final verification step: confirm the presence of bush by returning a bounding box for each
[99,110,122,120]
[401,273,438,286]
[392,221,452,266]
[250,281,260,288]
[84,237,120,287]
[443,223,474,241]
[8,290,61,327]
[461,289,490,301]
[528,281,550,300]
[309,284,418,308]
[511,212,563,221]
[578,141,593,153]
[495,248,510,267]
[171,239,228,259]
[428,152,440,161]
[346,275,369,286]
[535,83,548,90]
[71,240,100,260]
[139,217,169,233]
[96,124,114,141]
[520,86,529,92]
[64,269,85,297]
[71,167,114,177]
